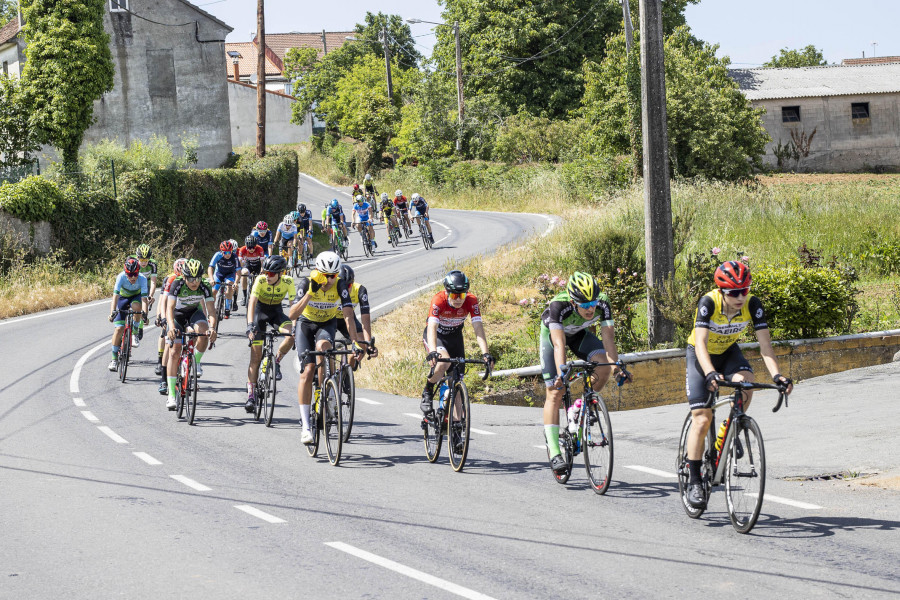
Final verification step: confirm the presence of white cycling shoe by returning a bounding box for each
[300,428,314,445]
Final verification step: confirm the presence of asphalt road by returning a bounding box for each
[1,176,897,599]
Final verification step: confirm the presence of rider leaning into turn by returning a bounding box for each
[410,193,434,244]
[107,257,148,371]
[208,240,239,318]
[351,194,377,249]
[130,244,157,344]
[683,260,793,509]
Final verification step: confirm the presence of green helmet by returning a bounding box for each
[136,244,152,259]
[566,271,599,304]
[183,259,203,278]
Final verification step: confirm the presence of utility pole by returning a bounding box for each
[321,30,328,55]
[639,0,674,344]
[255,0,266,157]
[621,0,633,55]
[454,21,464,153]
[381,26,394,99]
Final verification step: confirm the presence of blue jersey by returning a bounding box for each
[411,198,428,215]
[209,251,239,275]
[295,209,313,227]
[353,202,372,222]
[327,205,345,222]
[114,272,149,298]
[252,230,274,255]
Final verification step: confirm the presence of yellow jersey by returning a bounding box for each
[687,290,768,355]
[296,271,353,322]
[250,274,296,306]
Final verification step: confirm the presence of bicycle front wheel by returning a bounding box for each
[725,416,766,534]
[340,364,355,442]
[306,391,321,457]
[256,358,269,422]
[583,394,614,495]
[186,356,198,425]
[119,326,131,383]
[264,366,277,426]
[323,379,343,465]
[175,357,186,418]
[448,382,471,472]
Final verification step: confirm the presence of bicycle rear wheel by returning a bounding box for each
[323,379,343,465]
[423,409,443,462]
[447,382,471,472]
[306,388,321,457]
[255,358,269,422]
[676,412,713,519]
[340,363,355,442]
[119,324,131,383]
[264,366,277,426]
[725,416,766,534]
[583,394,614,495]
[186,355,198,425]
[213,295,224,346]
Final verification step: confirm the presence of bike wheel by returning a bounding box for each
[725,417,766,534]
[447,382,471,472]
[306,390,321,457]
[340,363,355,442]
[175,356,186,418]
[119,326,131,383]
[548,429,574,484]
[323,379,343,465]
[361,231,371,257]
[423,409,443,463]
[264,365,277,427]
[186,355,198,424]
[213,296,223,345]
[583,394,614,495]
[255,360,268,421]
[676,412,712,519]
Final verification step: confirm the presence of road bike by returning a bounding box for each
[416,215,433,250]
[676,379,790,533]
[358,222,376,257]
[253,328,294,426]
[333,338,376,442]
[547,360,629,494]
[174,331,208,425]
[211,285,230,348]
[399,210,413,238]
[330,226,349,261]
[117,309,144,383]
[300,345,358,466]
[421,356,492,472]
[299,232,313,271]
[384,212,400,248]
[367,192,380,220]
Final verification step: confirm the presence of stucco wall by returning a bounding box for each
[0,42,21,77]
[228,81,311,147]
[755,93,900,171]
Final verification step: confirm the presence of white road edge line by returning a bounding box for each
[170,475,212,492]
[403,413,423,419]
[133,452,162,466]
[0,299,108,327]
[73,397,86,407]
[325,541,497,600]
[81,411,100,423]
[235,505,286,524]
[356,397,382,405]
[70,341,109,394]
[534,444,547,450]
[97,426,128,444]
[469,428,496,436]
[750,493,822,510]
[624,465,678,479]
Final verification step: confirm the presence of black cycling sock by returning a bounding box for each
[688,459,703,484]
[160,365,167,382]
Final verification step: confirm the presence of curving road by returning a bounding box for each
[1,175,897,599]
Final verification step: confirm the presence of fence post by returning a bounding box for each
[111,159,117,198]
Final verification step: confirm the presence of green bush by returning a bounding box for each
[557,156,633,198]
[0,176,62,222]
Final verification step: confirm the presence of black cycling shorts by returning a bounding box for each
[685,343,753,410]
[295,317,337,369]
[539,329,606,386]
[336,315,364,340]
[252,303,292,344]
[168,307,207,345]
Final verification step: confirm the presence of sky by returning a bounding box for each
[203,0,900,66]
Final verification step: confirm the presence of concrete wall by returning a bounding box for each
[228,80,311,147]
[755,93,900,172]
[0,210,52,254]
[0,41,22,77]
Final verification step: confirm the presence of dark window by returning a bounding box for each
[851,102,870,120]
[781,106,801,123]
[147,49,176,99]
[110,0,128,11]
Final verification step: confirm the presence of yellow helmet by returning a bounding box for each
[566,271,599,304]
[183,259,203,278]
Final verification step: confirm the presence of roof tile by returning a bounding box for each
[731,63,900,100]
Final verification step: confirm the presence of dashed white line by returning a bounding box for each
[624,465,678,478]
[81,411,99,423]
[72,397,86,407]
[356,397,382,405]
[235,505,286,524]
[326,542,497,600]
[534,444,548,450]
[133,452,162,466]
[750,493,822,510]
[469,428,496,436]
[403,412,424,420]
[170,475,212,492]
[97,426,129,444]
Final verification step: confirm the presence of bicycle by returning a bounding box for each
[117,309,144,383]
[252,328,294,426]
[421,356,492,472]
[399,210,413,238]
[174,331,208,425]
[333,338,376,442]
[548,360,629,494]
[676,379,789,534]
[299,233,313,271]
[416,215,433,250]
[211,288,227,347]
[384,212,400,248]
[299,345,358,466]
[330,227,349,261]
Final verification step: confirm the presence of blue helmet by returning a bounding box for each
[330,199,339,208]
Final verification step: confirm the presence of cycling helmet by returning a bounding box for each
[183,259,203,278]
[245,235,257,248]
[395,189,403,197]
[297,203,307,213]
[124,257,141,276]
[283,214,294,225]
[355,195,364,203]
[314,251,342,275]
[364,173,372,181]
[228,238,238,249]
[340,264,355,286]
[262,255,287,274]
[411,193,420,200]
[290,210,300,221]
[135,244,152,259]
[173,258,187,276]
[220,240,234,252]
[381,192,389,201]
[714,261,751,289]
[331,199,339,208]
[566,271,599,304]
[443,270,470,294]
[256,221,268,230]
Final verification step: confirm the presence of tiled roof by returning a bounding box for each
[225,42,282,78]
[730,63,900,100]
[0,18,19,46]
[841,56,900,65]
[225,31,353,79]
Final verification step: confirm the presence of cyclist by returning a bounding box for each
[244,254,296,413]
[363,173,378,198]
[351,183,362,198]
[107,257,148,371]
[208,240,239,319]
[410,193,434,244]
[251,221,274,256]
[274,213,299,263]
[164,259,216,410]
[540,272,631,475]
[393,189,411,236]
[288,251,362,444]
[238,235,265,307]
[380,192,400,240]
[336,264,379,369]
[294,204,315,257]
[684,261,793,509]
[421,270,494,415]
[351,194,377,250]
[325,199,349,247]
[130,244,158,345]
[155,257,186,394]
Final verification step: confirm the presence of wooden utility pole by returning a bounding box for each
[321,30,328,55]
[622,0,633,55]
[381,26,393,99]
[255,0,266,157]
[454,21,464,153]
[639,0,674,344]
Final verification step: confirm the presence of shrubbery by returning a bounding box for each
[0,176,61,222]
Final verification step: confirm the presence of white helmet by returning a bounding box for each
[314,251,341,275]
[228,238,238,249]
[411,193,420,200]
[381,192,389,201]
[364,173,372,181]
[283,214,293,225]
[395,189,402,197]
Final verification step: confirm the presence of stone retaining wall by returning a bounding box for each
[0,210,52,255]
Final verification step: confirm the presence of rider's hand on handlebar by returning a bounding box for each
[772,373,794,394]
[482,353,495,368]
[366,344,379,359]
[109,312,116,323]
[426,351,440,367]
[704,371,723,392]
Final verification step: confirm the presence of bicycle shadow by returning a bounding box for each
[449,457,552,477]
[713,513,900,539]
[603,479,680,500]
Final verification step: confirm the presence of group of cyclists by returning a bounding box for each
[104,176,794,512]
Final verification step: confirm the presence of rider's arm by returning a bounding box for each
[357,285,373,342]
[600,324,620,364]
[288,277,313,320]
[693,328,717,379]
[341,305,359,345]
[426,319,439,353]
[471,320,490,355]
[273,229,283,245]
[550,327,568,377]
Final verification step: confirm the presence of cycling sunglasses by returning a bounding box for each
[184,276,200,283]
[125,272,139,279]
[577,300,599,309]
[323,272,338,279]
[723,288,750,298]
[265,271,280,277]
[448,292,466,301]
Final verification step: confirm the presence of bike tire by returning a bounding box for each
[361,230,371,258]
[323,379,343,465]
[306,390,321,457]
[213,295,224,347]
[255,359,268,422]
[447,381,471,472]
[583,394,614,495]
[186,355,198,425]
[548,429,574,484]
[423,409,443,463]
[175,356,186,419]
[725,417,766,534]
[119,325,131,383]
[676,412,711,519]
[264,364,277,427]
[340,363,355,442]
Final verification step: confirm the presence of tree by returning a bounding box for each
[583,27,769,181]
[0,75,40,167]
[352,12,422,68]
[20,0,113,171]
[0,0,17,25]
[763,45,827,68]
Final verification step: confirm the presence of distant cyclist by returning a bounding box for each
[107,258,148,371]
[410,193,434,244]
[252,221,274,256]
[238,235,265,307]
[155,257,186,394]
[274,213,299,261]
[351,194,377,250]
[363,173,378,198]
[208,240,239,318]
[325,199,349,245]
[294,204,315,257]
[393,189,411,235]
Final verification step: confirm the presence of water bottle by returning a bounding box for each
[438,381,449,411]
[567,398,583,433]
[715,418,729,451]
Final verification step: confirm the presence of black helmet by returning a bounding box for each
[245,235,257,248]
[263,255,287,273]
[297,203,307,213]
[443,270,469,294]
[340,264,355,286]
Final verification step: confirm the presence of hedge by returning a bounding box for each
[0,176,61,222]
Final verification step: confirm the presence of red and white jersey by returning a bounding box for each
[427,291,481,335]
[162,273,178,294]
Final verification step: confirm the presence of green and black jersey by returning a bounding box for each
[128,256,159,280]
[166,277,213,312]
[539,291,613,340]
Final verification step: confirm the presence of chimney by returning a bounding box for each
[233,60,240,81]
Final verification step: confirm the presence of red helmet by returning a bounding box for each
[353,183,360,189]
[256,221,268,230]
[714,261,751,289]
[124,257,141,276]
[220,240,236,252]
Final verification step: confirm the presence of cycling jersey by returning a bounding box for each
[250,274,296,306]
[161,273,178,294]
[326,205,345,224]
[540,291,613,339]
[295,275,352,323]
[167,278,213,311]
[393,196,409,211]
[238,245,265,267]
[294,209,313,230]
[277,222,298,241]
[209,251,238,276]
[364,182,377,195]
[128,256,158,280]
[352,201,372,223]
[252,229,274,255]
[339,282,370,316]
[411,198,428,216]
[380,199,394,216]
[114,272,149,298]
[687,290,768,355]
[427,291,481,336]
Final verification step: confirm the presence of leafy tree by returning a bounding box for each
[19,0,113,171]
[763,45,827,68]
[0,75,40,168]
[351,11,422,68]
[583,27,769,181]
[0,0,17,25]
[394,70,457,160]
